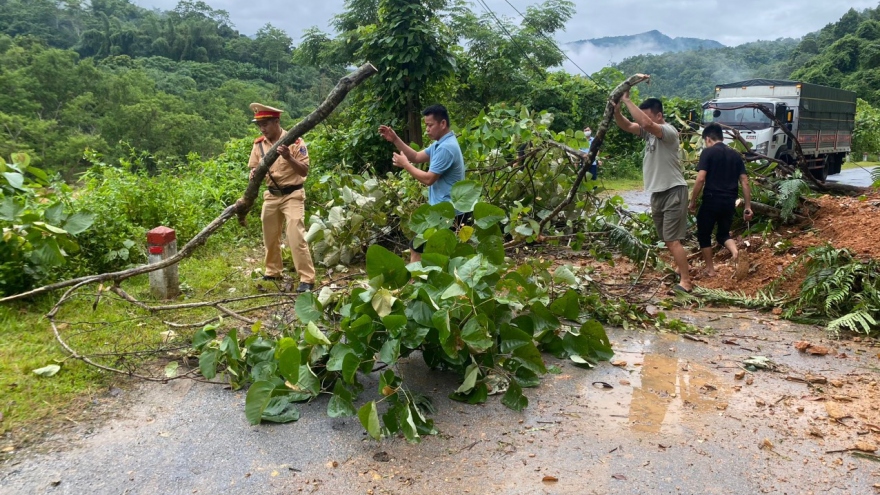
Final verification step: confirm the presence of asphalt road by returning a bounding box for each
[1,311,878,495]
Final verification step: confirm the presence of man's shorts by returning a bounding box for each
[411,212,472,254]
[650,185,688,242]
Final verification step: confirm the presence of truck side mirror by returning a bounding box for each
[775,104,788,124]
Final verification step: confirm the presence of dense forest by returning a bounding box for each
[0,0,344,175]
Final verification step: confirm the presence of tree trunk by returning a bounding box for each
[406,92,423,148]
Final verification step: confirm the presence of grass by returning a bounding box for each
[0,240,266,445]
[598,177,643,193]
[841,160,879,171]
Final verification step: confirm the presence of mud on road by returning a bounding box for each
[1,310,879,495]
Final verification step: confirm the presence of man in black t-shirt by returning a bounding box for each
[688,123,754,277]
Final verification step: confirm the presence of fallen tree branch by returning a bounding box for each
[236,63,378,225]
[536,73,650,238]
[1,63,378,304]
[750,200,809,224]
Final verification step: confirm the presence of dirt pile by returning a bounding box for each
[694,192,880,296]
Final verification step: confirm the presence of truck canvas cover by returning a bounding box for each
[716,79,856,132]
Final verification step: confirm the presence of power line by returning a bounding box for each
[473,0,549,77]
[498,0,601,87]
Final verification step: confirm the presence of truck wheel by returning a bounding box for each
[811,155,830,181]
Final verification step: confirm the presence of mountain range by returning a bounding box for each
[567,30,725,54]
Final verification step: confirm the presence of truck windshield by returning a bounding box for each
[702,103,773,130]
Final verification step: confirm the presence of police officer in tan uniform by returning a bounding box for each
[248,103,316,292]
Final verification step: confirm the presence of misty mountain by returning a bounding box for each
[567,30,725,54]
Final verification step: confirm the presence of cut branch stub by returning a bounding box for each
[537,73,650,237]
[235,62,378,225]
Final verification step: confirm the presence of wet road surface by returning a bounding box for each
[1,311,878,495]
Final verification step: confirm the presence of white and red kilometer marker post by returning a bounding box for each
[147,226,180,299]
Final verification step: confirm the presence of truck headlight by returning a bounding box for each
[754,142,768,156]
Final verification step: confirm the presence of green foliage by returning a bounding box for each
[785,245,880,335]
[189,193,613,439]
[0,154,95,295]
[791,6,880,105]
[853,98,880,157]
[62,141,261,277]
[615,39,799,99]
[774,176,811,221]
[304,167,420,267]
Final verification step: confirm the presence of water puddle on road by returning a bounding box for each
[583,334,727,435]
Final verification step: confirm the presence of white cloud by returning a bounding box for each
[132,0,877,48]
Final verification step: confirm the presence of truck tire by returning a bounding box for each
[811,155,830,181]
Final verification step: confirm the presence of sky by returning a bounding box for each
[133,0,876,73]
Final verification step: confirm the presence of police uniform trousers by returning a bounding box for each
[261,188,315,283]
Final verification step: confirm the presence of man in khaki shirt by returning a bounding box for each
[248,103,315,292]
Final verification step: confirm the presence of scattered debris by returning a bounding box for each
[760,438,774,450]
[734,370,746,380]
[611,360,627,367]
[372,452,391,462]
[743,356,776,371]
[592,382,614,389]
[825,402,850,420]
[795,341,833,355]
[542,476,558,483]
[611,474,627,481]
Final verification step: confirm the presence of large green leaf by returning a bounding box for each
[473,202,506,229]
[379,338,400,365]
[579,320,614,361]
[278,345,301,383]
[261,395,300,423]
[475,234,505,266]
[3,172,24,191]
[455,363,479,393]
[461,315,493,353]
[220,329,241,361]
[381,314,407,337]
[358,401,382,440]
[549,290,581,321]
[409,202,455,233]
[244,381,276,425]
[366,244,409,289]
[512,342,547,375]
[198,349,219,380]
[499,324,533,353]
[295,293,323,324]
[371,288,397,318]
[304,322,332,346]
[192,327,217,350]
[327,381,357,418]
[62,212,95,235]
[326,344,355,371]
[30,240,66,267]
[450,180,481,213]
[44,203,65,225]
[342,352,360,384]
[0,197,23,221]
[501,380,528,412]
[424,228,457,257]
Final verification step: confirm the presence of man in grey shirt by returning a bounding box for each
[614,86,692,292]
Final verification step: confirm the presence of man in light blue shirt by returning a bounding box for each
[379,104,466,262]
